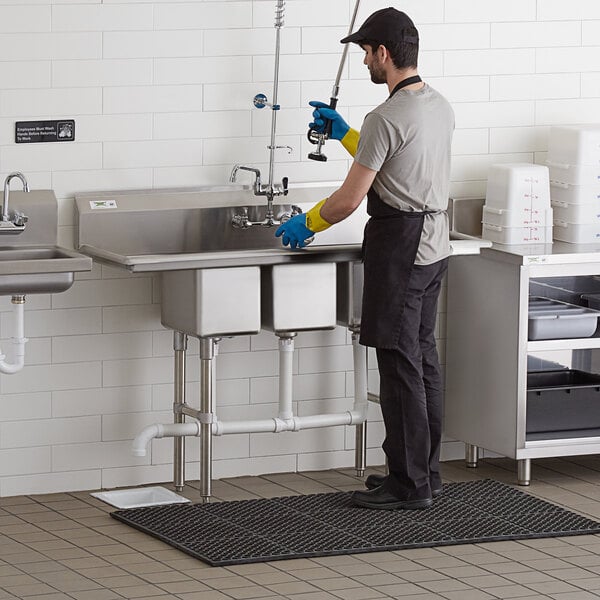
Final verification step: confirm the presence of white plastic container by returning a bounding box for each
[482,205,553,228]
[550,180,600,204]
[548,124,600,167]
[547,160,600,186]
[482,223,553,245]
[485,163,551,211]
[553,220,600,244]
[551,200,600,224]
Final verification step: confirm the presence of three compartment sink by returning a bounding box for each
[76,186,359,336]
[75,187,491,337]
[0,245,92,295]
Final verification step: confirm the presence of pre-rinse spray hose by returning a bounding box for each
[307,0,362,161]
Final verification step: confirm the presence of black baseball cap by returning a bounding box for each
[340,7,419,44]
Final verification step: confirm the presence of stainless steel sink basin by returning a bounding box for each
[0,245,93,295]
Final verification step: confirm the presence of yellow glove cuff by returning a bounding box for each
[341,128,360,157]
[306,198,332,233]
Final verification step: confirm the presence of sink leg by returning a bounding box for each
[199,337,216,503]
[173,332,187,492]
[355,421,367,477]
[517,458,531,486]
[352,329,368,477]
[466,443,479,468]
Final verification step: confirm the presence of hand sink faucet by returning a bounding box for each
[1,172,29,233]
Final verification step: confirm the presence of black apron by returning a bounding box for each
[359,75,430,350]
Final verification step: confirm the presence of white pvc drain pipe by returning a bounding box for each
[132,331,368,456]
[0,296,28,375]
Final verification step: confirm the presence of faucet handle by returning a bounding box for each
[13,212,28,227]
[231,207,251,229]
[277,205,302,224]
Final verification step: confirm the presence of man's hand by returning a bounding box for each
[275,199,331,249]
[275,213,314,249]
[309,101,350,140]
[309,101,360,156]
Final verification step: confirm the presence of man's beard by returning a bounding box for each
[369,60,386,84]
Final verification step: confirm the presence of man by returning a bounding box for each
[276,7,454,510]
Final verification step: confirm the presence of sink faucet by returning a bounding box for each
[230,165,263,196]
[230,165,289,228]
[1,172,29,232]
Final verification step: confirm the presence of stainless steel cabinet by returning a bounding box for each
[445,243,600,485]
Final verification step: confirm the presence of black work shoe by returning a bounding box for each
[351,485,432,510]
[365,474,443,497]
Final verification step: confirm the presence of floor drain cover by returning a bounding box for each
[111,479,600,566]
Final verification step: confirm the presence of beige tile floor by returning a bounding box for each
[2,456,600,600]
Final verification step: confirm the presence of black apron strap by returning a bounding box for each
[388,75,422,99]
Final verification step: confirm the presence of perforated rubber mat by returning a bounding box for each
[111,479,600,566]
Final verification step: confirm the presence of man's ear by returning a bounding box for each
[378,44,390,63]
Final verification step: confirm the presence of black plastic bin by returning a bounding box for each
[529,276,600,306]
[527,369,600,433]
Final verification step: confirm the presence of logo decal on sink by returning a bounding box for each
[89,200,117,209]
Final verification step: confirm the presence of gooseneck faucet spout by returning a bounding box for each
[2,172,29,222]
[230,165,262,195]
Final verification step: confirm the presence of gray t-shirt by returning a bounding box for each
[354,83,454,265]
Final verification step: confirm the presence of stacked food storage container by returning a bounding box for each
[548,125,600,244]
[482,163,553,244]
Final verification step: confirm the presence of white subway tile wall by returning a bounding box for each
[0,0,596,496]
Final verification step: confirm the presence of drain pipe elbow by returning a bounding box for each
[132,424,162,457]
[132,422,201,456]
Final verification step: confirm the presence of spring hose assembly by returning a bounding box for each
[230,0,293,228]
[307,0,361,161]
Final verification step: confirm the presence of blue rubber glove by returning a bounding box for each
[275,213,314,249]
[309,100,349,140]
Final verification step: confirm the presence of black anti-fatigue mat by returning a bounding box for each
[111,479,600,566]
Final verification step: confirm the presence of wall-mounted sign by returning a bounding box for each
[15,120,75,144]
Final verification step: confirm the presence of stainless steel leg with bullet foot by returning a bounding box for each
[517,458,531,486]
[353,328,368,477]
[466,443,479,468]
[199,338,216,503]
[355,422,367,477]
[173,332,187,491]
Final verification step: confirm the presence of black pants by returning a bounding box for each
[375,257,449,500]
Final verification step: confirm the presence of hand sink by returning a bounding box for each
[0,245,93,295]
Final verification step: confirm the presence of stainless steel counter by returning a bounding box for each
[76,187,490,272]
[481,241,600,266]
[80,238,488,272]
